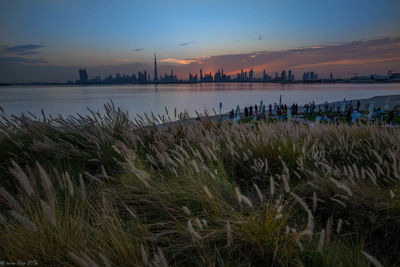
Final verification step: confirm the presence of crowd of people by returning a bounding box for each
[228,100,398,125]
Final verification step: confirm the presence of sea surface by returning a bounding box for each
[1,83,400,118]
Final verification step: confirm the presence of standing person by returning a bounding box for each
[229,109,234,119]
[244,106,249,117]
[346,110,352,122]
[388,110,395,124]
[277,107,282,121]
[269,104,272,115]
[262,105,266,115]
[249,106,253,116]
[352,110,358,123]
[255,104,258,115]
[357,101,361,110]
[235,105,240,118]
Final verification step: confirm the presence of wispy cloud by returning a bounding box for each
[294,57,400,69]
[179,41,195,47]
[160,58,200,65]
[18,51,43,56]
[133,48,144,52]
[155,36,400,78]
[0,44,45,55]
[258,36,262,41]
[0,57,48,64]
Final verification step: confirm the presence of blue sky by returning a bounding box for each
[0,0,400,82]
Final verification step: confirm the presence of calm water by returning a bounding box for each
[1,83,400,118]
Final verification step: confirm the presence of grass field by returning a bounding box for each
[0,103,399,266]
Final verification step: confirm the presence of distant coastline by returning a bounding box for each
[1,79,400,87]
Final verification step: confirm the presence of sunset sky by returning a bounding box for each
[1,0,400,82]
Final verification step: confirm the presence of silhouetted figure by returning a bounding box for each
[357,101,361,110]
[229,109,235,119]
[249,106,253,116]
[244,106,249,117]
[388,110,394,124]
[346,110,352,122]
[255,104,258,115]
[269,104,272,115]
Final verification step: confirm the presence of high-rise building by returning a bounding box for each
[329,72,333,80]
[154,53,158,82]
[288,70,292,81]
[281,70,286,81]
[249,69,254,81]
[78,69,88,83]
[200,68,203,81]
[310,72,315,80]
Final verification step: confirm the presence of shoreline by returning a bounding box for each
[1,80,400,87]
[174,94,400,125]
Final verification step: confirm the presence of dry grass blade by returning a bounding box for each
[203,186,213,200]
[36,162,55,206]
[98,252,112,267]
[270,176,275,198]
[10,211,38,232]
[317,229,325,252]
[69,252,90,267]
[361,251,383,267]
[9,160,34,196]
[0,187,22,212]
[226,220,233,248]
[79,174,86,200]
[40,200,56,226]
[141,245,149,266]
[253,183,264,202]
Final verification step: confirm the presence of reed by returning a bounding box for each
[0,102,399,266]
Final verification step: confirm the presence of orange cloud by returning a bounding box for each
[160,58,199,65]
[294,56,400,69]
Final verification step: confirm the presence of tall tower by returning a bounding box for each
[154,53,158,82]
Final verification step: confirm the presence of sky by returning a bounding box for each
[0,0,400,82]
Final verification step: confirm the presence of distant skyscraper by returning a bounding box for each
[249,69,254,81]
[200,68,203,81]
[154,53,158,82]
[310,72,315,80]
[281,70,286,81]
[288,70,292,81]
[329,72,333,80]
[78,69,88,83]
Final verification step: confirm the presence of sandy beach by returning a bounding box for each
[329,94,400,110]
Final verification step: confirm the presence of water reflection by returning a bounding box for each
[0,83,399,118]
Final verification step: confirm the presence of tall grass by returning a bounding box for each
[0,103,399,266]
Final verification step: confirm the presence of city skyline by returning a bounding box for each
[1,0,400,82]
[73,53,399,85]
